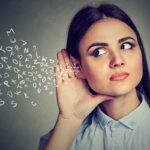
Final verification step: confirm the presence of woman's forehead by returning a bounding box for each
[81,18,137,42]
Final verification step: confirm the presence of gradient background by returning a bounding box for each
[0,0,149,150]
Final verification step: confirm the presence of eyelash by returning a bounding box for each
[91,42,136,57]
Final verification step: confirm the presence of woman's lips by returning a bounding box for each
[110,72,130,81]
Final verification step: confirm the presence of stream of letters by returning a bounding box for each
[0,28,56,108]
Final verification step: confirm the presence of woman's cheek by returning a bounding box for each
[86,67,108,89]
[130,52,143,83]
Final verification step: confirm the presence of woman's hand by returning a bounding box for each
[55,49,113,122]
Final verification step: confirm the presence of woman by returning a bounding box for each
[39,3,150,150]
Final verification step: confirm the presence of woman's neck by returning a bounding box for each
[99,89,141,120]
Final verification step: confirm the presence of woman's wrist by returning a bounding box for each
[57,113,83,128]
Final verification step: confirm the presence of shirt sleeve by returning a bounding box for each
[38,130,53,150]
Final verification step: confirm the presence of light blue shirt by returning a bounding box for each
[39,94,150,150]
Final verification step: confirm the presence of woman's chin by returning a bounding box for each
[95,86,136,97]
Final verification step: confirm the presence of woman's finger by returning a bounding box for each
[57,50,66,66]
[61,49,76,78]
[54,64,62,87]
[61,49,71,65]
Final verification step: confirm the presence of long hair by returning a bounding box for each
[66,3,150,105]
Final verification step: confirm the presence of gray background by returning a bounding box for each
[0,0,149,150]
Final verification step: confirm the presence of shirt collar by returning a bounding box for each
[95,94,149,130]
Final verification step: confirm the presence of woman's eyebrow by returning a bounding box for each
[118,36,136,43]
[87,43,108,51]
[87,36,135,51]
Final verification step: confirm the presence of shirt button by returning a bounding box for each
[107,121,113,127]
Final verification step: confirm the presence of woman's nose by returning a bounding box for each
[109,52,125,68]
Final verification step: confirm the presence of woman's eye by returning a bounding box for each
[92,48,106,57]
[121,42,134,50]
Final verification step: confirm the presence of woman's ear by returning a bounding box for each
[70,55,86,79]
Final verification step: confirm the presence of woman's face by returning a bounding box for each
[78,18,143,96]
